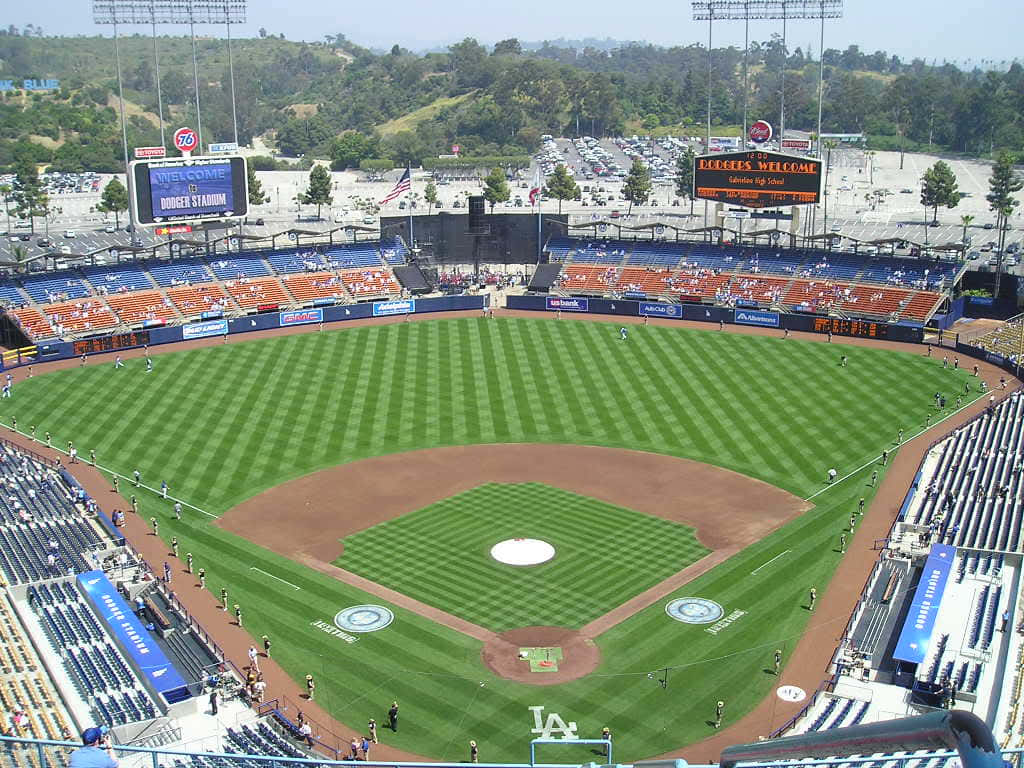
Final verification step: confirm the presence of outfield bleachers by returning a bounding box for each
[281,272,349,303]
[166,283,232,316]
[9,307,56,339]
[338,267,400,298]
[82,264,154,294]
[147,259,214,287]
[42,299,118,335]
[615,267,676,296]
[0,281,29,307]
[21,274,90,304]
[223,276,290,308]
[208,255,271,280]
[265,249,324,275]
[104,290,177,325]
[325,243,382,270]
[380,236,409,266]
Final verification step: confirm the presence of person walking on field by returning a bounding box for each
[388,701,399,732]
[871,470,878,486]
[715,700,724,728]
[469,740,478,763]
[774,649,782,675]
[305,675,315,701]
[263,635,272,658]
[198,568,206,589]
[368,718,377,744]
[220,588,228,611]
[840,533,847,553]
[809,587,818,611]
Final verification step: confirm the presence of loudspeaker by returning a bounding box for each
[468,196,488,234]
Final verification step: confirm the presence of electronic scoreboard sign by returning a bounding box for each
[694,150,821,209]
[812,317,892,339]
[130,155,248,227]
[72,330,151,355]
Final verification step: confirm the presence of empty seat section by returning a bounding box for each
[615,267,675,295]
[207,255,270,280]
[555,264,618,293]
[41,300,117,334]
[281,272,349,303]
[8,308,56,339]
[146,260,214,287]
[0,282,29,307]
[338,267,400,298]
[82,264,153,294]
[266,249,324,275]
[325,243,381,270]
[166,284,232,316]
[20,274,90,304]
[223,277,289,308]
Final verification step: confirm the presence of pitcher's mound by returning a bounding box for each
[481,626,600,685]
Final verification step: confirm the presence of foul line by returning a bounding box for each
[803,391,988,502]
[0,421,219,519]
[750,549,791,575]
[250,567,301,590]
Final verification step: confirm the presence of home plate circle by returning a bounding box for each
[490,538,555,566]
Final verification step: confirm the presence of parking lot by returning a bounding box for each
[2,147,1021,271]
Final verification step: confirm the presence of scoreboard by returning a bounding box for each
[694,150,821,209]
[130,155,248,227]
[72,331,151,356]
[812,317,892,339]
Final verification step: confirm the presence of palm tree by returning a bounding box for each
[0,183,11,234]
[960,214,974,254]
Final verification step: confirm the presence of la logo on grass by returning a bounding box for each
[529,706,578,739]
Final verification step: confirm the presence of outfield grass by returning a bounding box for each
[337,482,710,631]
[1,318,979,760]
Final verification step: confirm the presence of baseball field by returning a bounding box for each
[4,316,978,761]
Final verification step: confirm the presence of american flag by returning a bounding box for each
[379,168,411,205]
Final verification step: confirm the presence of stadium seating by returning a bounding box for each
[0,281,29,307]
[280,272,349,303]
[338,267,400,298]
[380,236,409,265]
[207,255,271,280]
[166,283,232,316]
[556,264,619,293]
[104,290,178,325]
[265,249,324,275]
[21,274,91,304]
[325,243,382,270]
[223,276,290,308]
[615,266,676,296]
[146,259,214,287]
[8,308,56,339]
[41,299,117,335]
[82,264,154,294]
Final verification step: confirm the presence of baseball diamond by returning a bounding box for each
[2,314,985,761]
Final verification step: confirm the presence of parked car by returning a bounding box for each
[104,224,116,233]
[610,210,621,218]
[983,222,995,230]
[60,245,72,255]
[63,229,76,238]
[36,237,51,247]
[1006,256,1019,267]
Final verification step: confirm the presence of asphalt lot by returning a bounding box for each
[2,148,1021,272]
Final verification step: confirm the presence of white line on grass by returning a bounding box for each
[751,549,791,575]
[804,392,988,502]
[250,567,301,590]
[0,421,219,519]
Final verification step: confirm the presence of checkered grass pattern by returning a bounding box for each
[338,482,709,631]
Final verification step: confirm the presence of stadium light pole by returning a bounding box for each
[150,1,166,149]
[188,7,204,150]
[224,1,239,146]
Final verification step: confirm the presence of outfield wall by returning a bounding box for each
[506,295,926,343]
[16,295,486,368]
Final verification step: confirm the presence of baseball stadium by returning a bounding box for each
[0,5,1023,768]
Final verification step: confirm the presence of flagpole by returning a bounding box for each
[406,164,414,250]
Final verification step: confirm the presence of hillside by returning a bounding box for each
[0,30,1022,174]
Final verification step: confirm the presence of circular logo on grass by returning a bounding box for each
[334,605,394,633]
[777,685,807,702]
[666,598,724,624]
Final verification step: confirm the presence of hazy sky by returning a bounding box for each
[11,0,1018,64]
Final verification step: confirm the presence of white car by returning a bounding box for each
[63,229,76,238]
[60,245,72,255]
[104,224,116,233]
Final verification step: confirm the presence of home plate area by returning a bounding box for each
[518,646,563,672]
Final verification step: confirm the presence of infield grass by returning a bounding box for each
[337,482,710,630]
[2,317,980,760]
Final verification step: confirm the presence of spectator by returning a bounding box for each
[69,728,118,768]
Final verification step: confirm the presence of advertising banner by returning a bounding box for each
[545,296,589,312]
[734,309,780,328]
[372,299,415,316]
[182,319,228,340]
[893,544,955,665]
[639,302,683,318]
[76,571,190,700]
[279,308,323,326]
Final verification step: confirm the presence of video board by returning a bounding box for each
[694,150,821,209]
[130,155,248,227]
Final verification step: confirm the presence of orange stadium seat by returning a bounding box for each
[665,269,730,299]
[42,300,117,335]
[8,308,55,340]
[723,275,791,305]
[902,291,943,321]
[783,279,844,313]
[223,276,290,309]
[281,272,350,303]
[615,267,675,295]
[556,264,618,293]
[104,290,178,325]
[166,284,233,317]
[839,285,914,318]
[338,267,400,298]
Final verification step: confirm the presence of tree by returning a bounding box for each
[328,131,379,171]
[960,214,974,248]
[0,183,12,234]
[544,164,579,215]
[987,151,1023,295]
[10,158,47,234]
[96,178,129,229]
[492,38,522,57]
[482,167,510,212]
[674,147,696,215]
[423,181,438,206]
[11,245,28,274]
[382,132,426,169]
[298,165,333,219]
[622,157,651,215]
[919,160,959,223]
[247,164,269,206]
